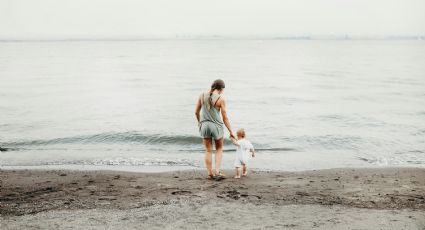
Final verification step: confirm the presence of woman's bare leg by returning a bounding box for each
[203,138,213,176]
[214,138,224,176]
[242,164,247,176]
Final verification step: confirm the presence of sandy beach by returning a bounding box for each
[1,168,424,229]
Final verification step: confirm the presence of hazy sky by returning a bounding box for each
[1,0,424,39]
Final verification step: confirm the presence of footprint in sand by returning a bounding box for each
[217,190,262,200]
[171,190,192,195]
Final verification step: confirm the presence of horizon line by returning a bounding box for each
[1,35,425,42]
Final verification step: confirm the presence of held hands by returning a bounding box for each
[229,132,239,146]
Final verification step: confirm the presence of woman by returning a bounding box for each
[195,79,235,179]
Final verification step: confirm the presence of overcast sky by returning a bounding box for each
[1,0,424,39]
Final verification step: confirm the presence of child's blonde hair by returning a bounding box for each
[237,128,246,138]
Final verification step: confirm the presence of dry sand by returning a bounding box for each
[1,168,424,229]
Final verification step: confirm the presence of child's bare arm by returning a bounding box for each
[230,136,239,146]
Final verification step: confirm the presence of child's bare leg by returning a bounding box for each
[242,164,248,176]
[234,167,241,179]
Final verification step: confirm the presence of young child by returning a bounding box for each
[230,128,255,179]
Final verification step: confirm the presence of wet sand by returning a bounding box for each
[1,168,424,229]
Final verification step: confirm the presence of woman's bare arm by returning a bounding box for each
[218,98,235,138]
[195,95,202,123]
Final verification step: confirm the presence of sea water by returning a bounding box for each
[1,40,424,171]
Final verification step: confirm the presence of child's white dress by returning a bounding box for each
[234,139,254,167]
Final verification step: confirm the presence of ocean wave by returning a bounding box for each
[356,150,425,166]
[179,147,298,153]
[63,157,197,167]
[1,132,400,155]
[281,134,375,151]
[2,132,214,147]
[1,132,377,152]
[225,147,297,152]
[317,114,387,127]
[0,147,14,152]
[2,157,198,167]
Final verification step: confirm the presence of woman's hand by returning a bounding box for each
[229,132,236,139]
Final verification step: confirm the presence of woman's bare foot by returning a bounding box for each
[206,174,215,180]
[215,171,226,177]
[234,176,241,179]
[242,172,248,176]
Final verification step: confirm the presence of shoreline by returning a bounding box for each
[1,167,424,229]
[1,164,423,174]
